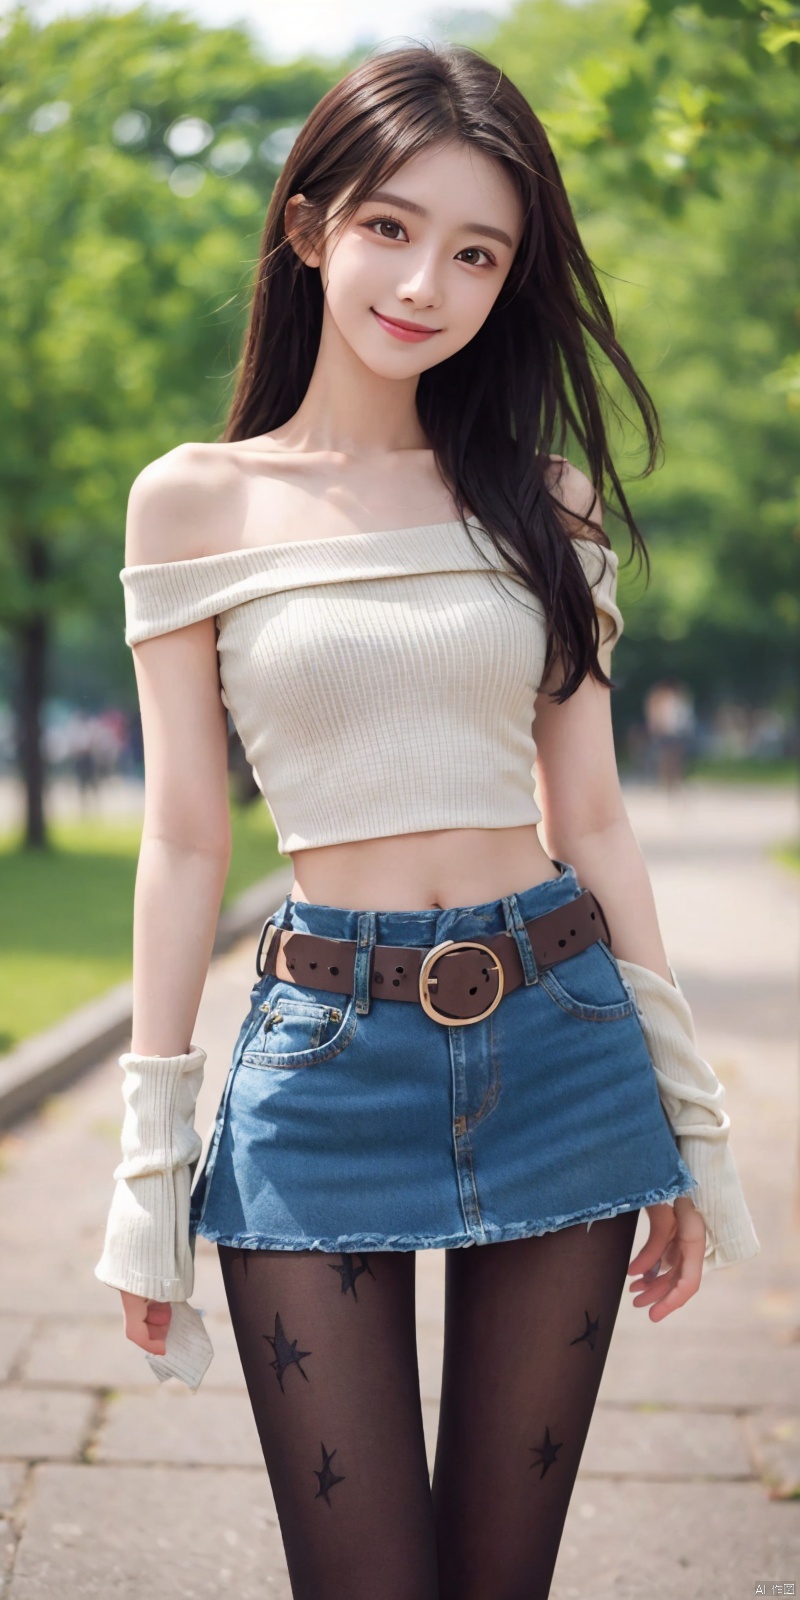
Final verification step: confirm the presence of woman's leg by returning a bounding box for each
[218,1243,438,1600]
[432,1210,640,1600]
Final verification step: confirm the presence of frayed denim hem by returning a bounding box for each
[191,1166,699,1254]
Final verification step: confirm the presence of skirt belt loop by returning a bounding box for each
[353,910,377,1016]
[502,891,540,986]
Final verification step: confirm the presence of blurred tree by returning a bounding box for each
[495,0,798,212]
[0,5,337,847]
[490,0,799,731]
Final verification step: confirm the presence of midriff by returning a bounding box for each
[288,822,561,912]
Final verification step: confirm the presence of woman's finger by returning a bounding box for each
[627,1204,676,1276]
[631,1243,703,1318]
[120,1290,172,1354]
[644,1266,700,1321]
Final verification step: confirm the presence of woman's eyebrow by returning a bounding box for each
[366,189,513,249]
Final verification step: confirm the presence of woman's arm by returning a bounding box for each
[533,666,671,981]
[126,453,236,1053]
[536,459,670,974]
[128,616,232,1055]
[535,463,708,1319]
[101,458,235,1357]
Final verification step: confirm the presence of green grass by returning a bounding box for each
[0,801,285,1057]
[685,757,799,785]
[772,842,800,874]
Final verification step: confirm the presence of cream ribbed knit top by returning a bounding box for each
[120,519,623,854]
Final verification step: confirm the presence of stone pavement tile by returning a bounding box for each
[415,1246,446,1315]
[416,1315,444,1405]
[581,1404,752,1479]
[0,1465,27,1585]
[0,1390,95,1461]
[22,1312,246,1391]
[550,1478,800,1600]
[0,1466,26,1515]
[188,1237,236,1315]
[421,1399,439,1476]
[3,1240,121,1318]
[7,1463,290,1600]
[22,1319,150,1391]
[600,1322,800,1408]
[744,1409,800,1499]
[2,1236,226,1321]
[95,1388,264,1467]
[0,1320,36,1383]
[1,1520,16,1591]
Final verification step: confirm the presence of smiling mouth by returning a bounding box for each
[371,308,441,338]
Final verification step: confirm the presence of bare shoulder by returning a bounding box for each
[542,454,609,547]
[125,442,244,567]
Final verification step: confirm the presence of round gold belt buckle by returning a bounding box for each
[418,939,505,1026]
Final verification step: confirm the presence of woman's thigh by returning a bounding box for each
[218,1243,438,1600]
[432,1210,640,1600]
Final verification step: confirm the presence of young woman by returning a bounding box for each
[95,41,758,1600]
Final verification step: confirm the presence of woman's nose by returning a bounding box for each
[396,253,443,309]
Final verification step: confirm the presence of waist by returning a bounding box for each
[288,823,559,913]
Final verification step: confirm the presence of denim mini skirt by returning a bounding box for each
[188,862,698,1253]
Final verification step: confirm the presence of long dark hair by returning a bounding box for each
[222,42,660,699]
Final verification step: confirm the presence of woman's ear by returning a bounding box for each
[284,193,322,269]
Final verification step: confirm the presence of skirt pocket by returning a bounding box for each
[539,939,635,1023]
[240,980,359,1070]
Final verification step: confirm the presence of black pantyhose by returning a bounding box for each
[218,1208,639,1600]
[431,1210,640,1598]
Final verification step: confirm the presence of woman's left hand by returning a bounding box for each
[625,1195,706,1320]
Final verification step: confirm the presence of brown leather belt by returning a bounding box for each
[255,890,611,1027]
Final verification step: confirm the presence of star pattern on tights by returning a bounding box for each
[569,1310,601,1351]
[328,1253,376,1299]
[314,1441,346,1506]
[263,1312,311,1393]
[530,1425,564,1479]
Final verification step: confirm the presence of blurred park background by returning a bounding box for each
[0,0,798,1057]
[0,9,798,1594]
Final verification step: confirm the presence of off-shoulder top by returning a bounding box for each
[120,519,623,854]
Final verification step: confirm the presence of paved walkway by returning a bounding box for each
[1,782,798,1598]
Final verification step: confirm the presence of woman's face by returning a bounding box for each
[289,140,525,379]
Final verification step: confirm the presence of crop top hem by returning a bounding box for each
[120,520,623,855]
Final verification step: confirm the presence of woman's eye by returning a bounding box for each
[363,217,407,241]
[362,218,494,267]
[457,247,494,268]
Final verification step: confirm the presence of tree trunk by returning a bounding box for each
[14,537,50,850]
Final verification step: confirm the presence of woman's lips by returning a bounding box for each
[371,309,440,343]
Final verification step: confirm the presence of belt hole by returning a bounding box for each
[395,965,404,974]
[375,972,384,984]
[309,960,317,969]
[392,978,401,987]
[570,929,576,937]
[590,911,596,920]
[558,938,566,948]
[329,965,339,975]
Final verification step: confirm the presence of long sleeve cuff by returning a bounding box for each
[617,958,760,1270]
[94,1161,197,1302]
[95,1043,207,1301]
[113,1045,206,1178]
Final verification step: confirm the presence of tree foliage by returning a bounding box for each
[500,0,799,211]
[490,0,799,723]
[0,3,796,847]
[0,5,338,843]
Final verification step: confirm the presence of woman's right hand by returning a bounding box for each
[120,1290,173,1355]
